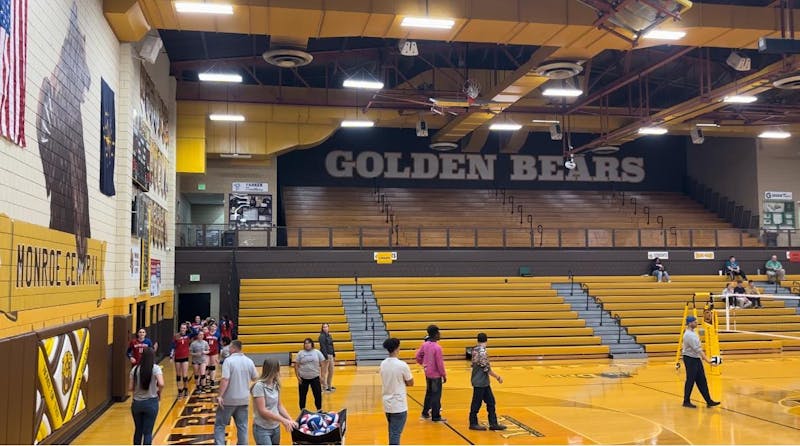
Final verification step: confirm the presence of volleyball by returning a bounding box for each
[710,355,723,365]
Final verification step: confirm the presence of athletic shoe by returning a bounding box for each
[682,402,697,408]
[707,401,721,407]
[420,412,431,420]
[330,386,336,391]
[489,424,507,431]
[469,425,487,431]
[431,418,447,423]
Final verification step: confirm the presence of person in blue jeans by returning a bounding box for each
[215,340,259,445]
[251,358,297,445]
[381,338,413,445]
[129,347,164,445]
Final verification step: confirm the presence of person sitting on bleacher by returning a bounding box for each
[746,282,762,308]
[733,280,753,308]
[721,283,752,308]
[650,257,671,283]
[725,256,748,281]
[765,255,786,284]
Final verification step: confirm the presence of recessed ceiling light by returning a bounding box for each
[638,127,668,135]
[758,130,791,139]
[401,17,455,29]
[199,72,242,83]
[695,123,720,127]
[531,119,560,124]
[209,114,245,122]
[489,123,522,131]
[723,95,757,104]
[542,88,583,97]
[492,94,522,103]
[175,2,234,14]
[341,120,375,128]
[343,79,384,90]
[642,29,686,40]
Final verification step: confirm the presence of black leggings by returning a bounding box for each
[299,377,322,411]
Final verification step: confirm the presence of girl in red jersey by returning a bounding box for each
[127,328,158,365]
[205,322,221,387]
[170,323,192,398]
[220,315,234,340]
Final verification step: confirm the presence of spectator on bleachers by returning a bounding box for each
[721,283,737,308]
[746,282,762,308]
[733,280,753,308]
[650,257,671,283]
[765,255,786,284]
[416,325,446,423]
[725,256,748,281]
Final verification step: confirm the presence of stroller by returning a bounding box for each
[291,409,347,445]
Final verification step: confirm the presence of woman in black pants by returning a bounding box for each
[129,347,164,444]
[294,338,327,411]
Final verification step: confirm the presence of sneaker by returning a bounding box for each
[431,418,447,423]
[330,386,336,391]
[682,402,697,408]
[489,424,507,431]
[421,412,431,420]
[469,424,487,431]
[707,401,721,407]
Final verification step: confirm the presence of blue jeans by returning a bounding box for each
[131,397,159,445]
[385,411,407,445]
[422,377,443,419]
[253,424,281,445]
[469,386,497,426]
[653,270,670,282]
[214,404,249,445]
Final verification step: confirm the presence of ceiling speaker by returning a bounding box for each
[139,35,163,65]
[690,127,705,144]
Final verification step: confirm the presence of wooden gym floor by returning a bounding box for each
[74,353,800,445]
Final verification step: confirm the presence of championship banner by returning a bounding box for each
[0,215,106,314]
[34,327,90,444]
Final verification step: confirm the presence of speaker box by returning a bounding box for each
[690,127,705,144]
[549,123,563,140]
[416,120,428,137]
[139,35,163,64]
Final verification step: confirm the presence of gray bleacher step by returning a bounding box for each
[339,284,390,365]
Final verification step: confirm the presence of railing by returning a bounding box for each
[176,224,800,248]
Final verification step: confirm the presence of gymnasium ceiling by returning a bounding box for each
[104,0,800,155]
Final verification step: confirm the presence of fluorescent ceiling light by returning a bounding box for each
[209,114,245,122]
[401,17,455,29]
[199,72,242,83]
[489,123,522,131]
[531,119,560,124]
[638,126,668,135]
[492,94,521,103]
[758,130,791,139]
[542,88,583,97]
[642,29,686,40]
[341,120,375,128]
[342,79,384,90]
[175,2,234,14]
[723,95,757,104]
[695,123,720,127]
[219,153,252,159]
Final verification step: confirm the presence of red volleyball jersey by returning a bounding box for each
[172,334,191,359]
[205,332,219,355]
[127,338,153,364]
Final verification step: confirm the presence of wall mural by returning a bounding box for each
[35,2,91,263]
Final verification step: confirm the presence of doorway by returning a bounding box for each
[178,293,211,325]
[136,301,146,331]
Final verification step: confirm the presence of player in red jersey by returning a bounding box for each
[170,323,192,397]
[127,328,158,365]
[191,315,203,334]
[220,315,234,340]
[205,322,221,387]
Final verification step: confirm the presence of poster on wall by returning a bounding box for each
[99,79,116,196]
[130,245,141,281]
[229,193,272,228]
[0,0,28,147]
[136,63,170,199]
[150,259,161,297]
[132,120,150,191]
[763,191,795,230]
[140,237,150,292]
[34,327,90,444]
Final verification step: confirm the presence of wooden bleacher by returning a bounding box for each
[585,274,800,355]
[238,279,357,362]
[283,187,761,248]
[370,277,610,360]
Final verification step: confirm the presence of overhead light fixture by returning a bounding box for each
[642,29,686,40]
[341,120,375,128]
[758,130,791,139]
[175,2,234,14]
[199,72,242,83]
[542,88,583,97]
[209,114,245,122]
[638,126,668,135]
[401,17,455,29]
[219,153,252,159]
[723,95,757,104]
[489,123,522,131]
[695,122,720,127]
[564,155,576,170]
[342,79,384,90]
[531,119,560,124]
[492,94,521,103]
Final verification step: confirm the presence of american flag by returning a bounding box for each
[0,0,26,147]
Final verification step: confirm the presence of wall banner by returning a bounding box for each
[150,259,161,297]
[0,215,106,315]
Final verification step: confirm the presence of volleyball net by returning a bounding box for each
[708,292,800,342]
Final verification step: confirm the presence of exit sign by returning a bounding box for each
[197,184,206,191]
[189,274,200,282]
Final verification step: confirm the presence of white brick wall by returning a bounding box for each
[0,0,176,300]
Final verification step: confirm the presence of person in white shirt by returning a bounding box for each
[214,340,259,445]
[380,338,413,445]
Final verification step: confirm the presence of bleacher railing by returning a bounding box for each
[176,224,800,248]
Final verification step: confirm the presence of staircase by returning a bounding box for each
[340,285,389,364]
[553,283,646,358]
[753,281,800,314]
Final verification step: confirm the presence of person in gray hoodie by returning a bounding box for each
[319,323,336,392]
